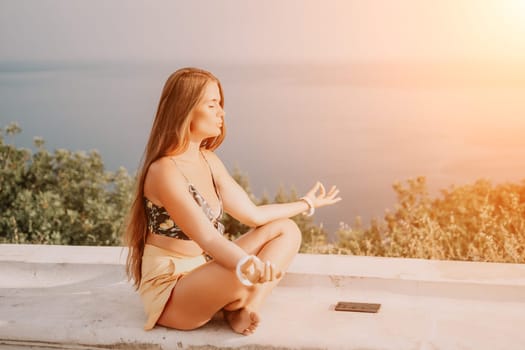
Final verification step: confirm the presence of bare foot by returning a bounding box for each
[223,307,260,335]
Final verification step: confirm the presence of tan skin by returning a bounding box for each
[144,81,341,335]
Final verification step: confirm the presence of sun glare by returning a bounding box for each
[501,0,525,32]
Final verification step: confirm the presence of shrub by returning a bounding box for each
[328,176,525,263]
[3,122,523,263]
[0,123,133,245]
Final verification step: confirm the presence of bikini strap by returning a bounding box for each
[200,150,223,204]
[170,152,223,218]
[169,157,191,184]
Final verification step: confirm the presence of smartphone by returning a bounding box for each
[334,301,381,313]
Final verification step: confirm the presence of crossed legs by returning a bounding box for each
[156,218,302,335]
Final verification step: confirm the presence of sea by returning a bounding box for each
[1,60,525,234]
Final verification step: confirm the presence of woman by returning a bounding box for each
[124,67,341,335]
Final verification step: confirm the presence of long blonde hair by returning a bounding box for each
[124,67,225,288]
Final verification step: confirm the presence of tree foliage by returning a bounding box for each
[2,122,524,263]
[0,123,133,245]
[322,176,525,263]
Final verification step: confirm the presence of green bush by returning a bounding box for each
[2,122,524,263]
[0,123,133,245]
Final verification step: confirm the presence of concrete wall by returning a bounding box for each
[1,244,524,350]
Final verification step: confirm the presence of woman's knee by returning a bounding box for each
[274,218,302,247]
[252,218,302,252]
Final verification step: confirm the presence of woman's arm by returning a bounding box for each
[205,151,342,227]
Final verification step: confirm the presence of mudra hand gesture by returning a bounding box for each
[301,181,342,216]
[237,256,282,286]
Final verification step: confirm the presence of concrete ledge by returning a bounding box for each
[1,244,524,349]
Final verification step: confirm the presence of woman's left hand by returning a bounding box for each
[303,181,342,209]
[240,256,282,285]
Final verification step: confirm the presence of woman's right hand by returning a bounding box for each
[303,181,342,209]
[239,256,282,285]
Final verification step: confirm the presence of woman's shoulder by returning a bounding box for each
[148,156,173,172]
[146,156,185,184]
[144,156,187,203]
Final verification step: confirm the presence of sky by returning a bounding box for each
[1,0,525,64]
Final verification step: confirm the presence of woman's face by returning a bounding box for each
[189,81,224,140]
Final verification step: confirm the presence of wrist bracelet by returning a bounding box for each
[236,255,255,286]
[300,196,315,217]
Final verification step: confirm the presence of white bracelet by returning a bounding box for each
[236,255,255,286]
[300,196,315,217]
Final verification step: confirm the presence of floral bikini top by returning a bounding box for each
[144,153,225,240]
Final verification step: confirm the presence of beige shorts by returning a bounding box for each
[138,244,206,330]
